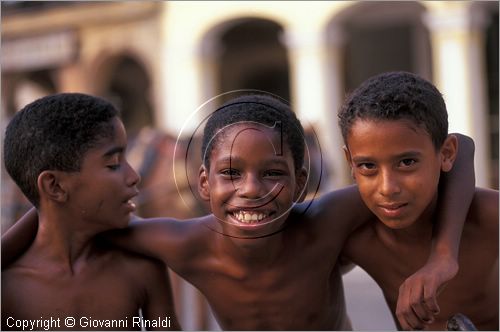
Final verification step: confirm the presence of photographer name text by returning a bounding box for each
[6,316,172,330]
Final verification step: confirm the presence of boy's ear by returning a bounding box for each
[343,145,356,181]
[37,170,68,203]
[294,167,308,202]
[198,165,210,201]
[440,134,458,172]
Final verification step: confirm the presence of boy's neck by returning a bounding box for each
[29,212,101,274]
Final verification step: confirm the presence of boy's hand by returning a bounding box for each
[396,254,459,330]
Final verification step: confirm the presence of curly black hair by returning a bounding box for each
[4,93,119,207]
[338,71,448,149]
[201,94,305,171]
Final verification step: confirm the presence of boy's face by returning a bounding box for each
[199,123,305,238]
[64,117,140,230]
[345,118,454,229]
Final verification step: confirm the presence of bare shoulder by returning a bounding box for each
[95,245,167,288]
[468,187,499,231]
[342,215,379,262]
[2,260,32,287]
[2,261,41,313]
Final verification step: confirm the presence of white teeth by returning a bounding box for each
[126,200,136,210]
[233,211,268,223]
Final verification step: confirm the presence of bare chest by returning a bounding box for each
[194,256,347,330]
[2,268,142,330]
[365,238,498,330]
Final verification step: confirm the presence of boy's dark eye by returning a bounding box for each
[399,159,417,167]
[264,170,285,177]
[107,164,120,171]
[221,169,240,177]
[356,162,377,175]
[358,163,376,170]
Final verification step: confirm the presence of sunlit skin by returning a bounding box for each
[2,118,180,331]
[342,119,498,330]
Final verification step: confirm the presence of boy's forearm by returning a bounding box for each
[432,133,475,260]
[99,217,172,262]
[1,207,38,269]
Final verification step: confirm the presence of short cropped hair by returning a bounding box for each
[4,93,119,207]
[201,94,305,171]
[338,71,448,149]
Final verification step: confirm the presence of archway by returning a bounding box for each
[329,1,432,93]
[215,18,290,102]
[94,54,154,138]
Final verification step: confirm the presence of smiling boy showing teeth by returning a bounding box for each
[3,93,475,330]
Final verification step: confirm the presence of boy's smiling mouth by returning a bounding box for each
[227,209,277,226]
[233,211,268,223]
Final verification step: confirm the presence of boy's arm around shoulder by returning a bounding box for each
[139,258,181,330]
[432,133,475,260]
[100,215,201,270]
[1,207,38,269]
[396,133,476,330]
[304,184,372,238]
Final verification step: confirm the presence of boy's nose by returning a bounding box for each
[378,170,400,197]
[237,174,263,199]
[125,161,141,187]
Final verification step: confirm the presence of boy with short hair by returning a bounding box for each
[3,93,474,330]
[339,71,498,330]
[1,93,180,330]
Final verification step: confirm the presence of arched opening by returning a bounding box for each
[331,2,432,93]
[2,70,57,117]
[215,18,290,103]
[95,55,154,138]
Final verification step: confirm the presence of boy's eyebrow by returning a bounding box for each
[102,146,125,158]
[395,151,422,158]
[217,155,290,167]
[351,151,422,162]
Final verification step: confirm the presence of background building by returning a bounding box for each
[2,1,498,330]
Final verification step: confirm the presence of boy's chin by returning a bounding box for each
[113,214,133,229]
[377,216,416,230]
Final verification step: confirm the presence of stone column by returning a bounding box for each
[158,4,205,138]
[283,24,350,189]
[424,2,491,186]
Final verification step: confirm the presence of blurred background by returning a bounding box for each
[1,1,498,330]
